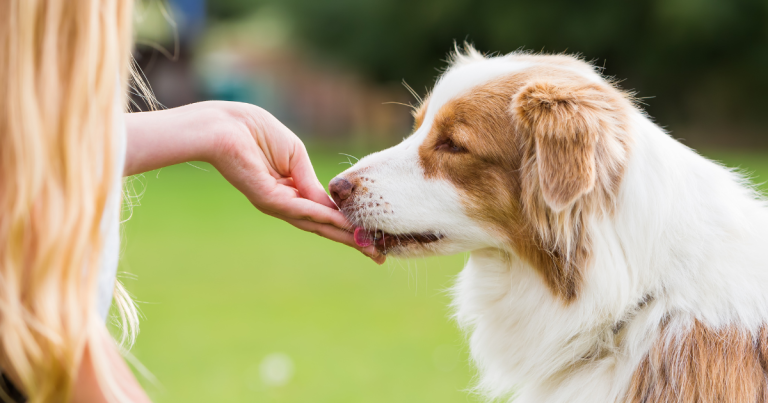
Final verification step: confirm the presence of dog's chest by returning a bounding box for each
[452,250,633,402]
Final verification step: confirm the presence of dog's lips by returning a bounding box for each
[352,227,443,251]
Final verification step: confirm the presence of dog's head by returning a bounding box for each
[331,48,634,301]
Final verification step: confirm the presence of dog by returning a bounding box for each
[329,46,768,403]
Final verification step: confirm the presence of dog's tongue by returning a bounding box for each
[354,227,374,247]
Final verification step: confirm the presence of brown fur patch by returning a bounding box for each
[417,58,632,302]
[627,320,768,403]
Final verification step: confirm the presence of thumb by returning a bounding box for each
[290,143,338,210]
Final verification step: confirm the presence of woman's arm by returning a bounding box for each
[124,101,384,263]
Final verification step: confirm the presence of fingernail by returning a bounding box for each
[367,254,383,264]
[362,246,384,264]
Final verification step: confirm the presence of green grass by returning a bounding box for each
[116,145,768,402]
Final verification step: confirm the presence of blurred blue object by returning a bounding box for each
[169,0,206,43]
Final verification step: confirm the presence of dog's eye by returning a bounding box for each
[435,137,466,153]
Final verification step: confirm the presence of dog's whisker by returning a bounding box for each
[338,153,359,163]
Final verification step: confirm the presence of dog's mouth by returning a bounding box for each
[353,227,443,253]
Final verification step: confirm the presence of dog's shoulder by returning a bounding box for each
[627,316,768,403]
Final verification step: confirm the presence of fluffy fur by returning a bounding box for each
[330,47,768,402]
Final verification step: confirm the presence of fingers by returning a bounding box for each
[250,178,351,229]
[289,144,338,210]
[238,107,336,209]
[363,246,385,265]
[278,216,385,264]
[268,196,353,230]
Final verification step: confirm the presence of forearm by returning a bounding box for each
[123,102,243,176]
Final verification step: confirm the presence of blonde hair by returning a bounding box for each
[0,0,143,401]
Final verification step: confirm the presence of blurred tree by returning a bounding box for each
[211,0,768,140]
[207,0,265,20]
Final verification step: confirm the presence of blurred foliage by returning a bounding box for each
[207,0,265,20]
[208,0,768,134]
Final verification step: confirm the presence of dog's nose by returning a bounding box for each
[329,177,356,207]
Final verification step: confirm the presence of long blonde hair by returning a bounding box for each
[0,0,142,401]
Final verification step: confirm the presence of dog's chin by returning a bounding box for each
[351,226,445,257]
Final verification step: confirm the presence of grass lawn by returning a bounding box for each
[116,144,768,402]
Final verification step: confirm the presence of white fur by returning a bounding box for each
[334,52,768,402]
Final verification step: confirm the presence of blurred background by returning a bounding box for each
[120,0,768,401]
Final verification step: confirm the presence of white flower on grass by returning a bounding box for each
[259,352,295,387]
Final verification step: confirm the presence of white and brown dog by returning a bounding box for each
[329,46,768,403]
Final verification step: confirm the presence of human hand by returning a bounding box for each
[206,102,386,264]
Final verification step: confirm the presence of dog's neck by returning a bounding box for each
[614,114,768,331]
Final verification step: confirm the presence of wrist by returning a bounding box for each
[205,101,267,173]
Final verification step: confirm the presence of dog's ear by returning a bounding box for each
[512,80,617,212]
[508,78,629,301]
